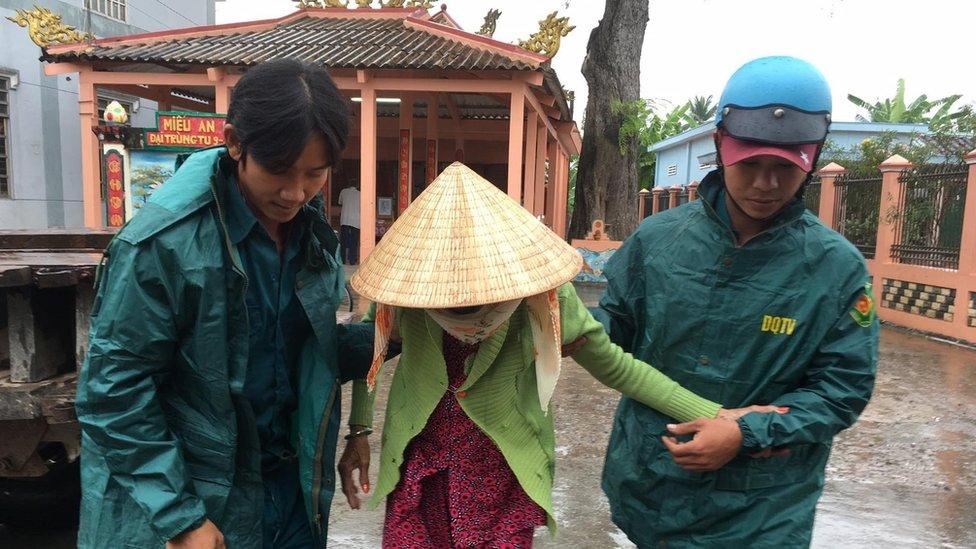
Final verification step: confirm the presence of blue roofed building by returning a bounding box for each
[649,120,934,188]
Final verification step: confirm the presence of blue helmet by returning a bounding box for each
[716,56,832,145]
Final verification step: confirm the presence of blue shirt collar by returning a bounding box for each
[225,172,259,245]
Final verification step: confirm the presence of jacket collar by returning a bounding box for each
[222,165,259,245]
[117,147,225,245]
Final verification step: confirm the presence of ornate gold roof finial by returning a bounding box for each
[294,0,344,8]
[406,0,434,8]
[354,0,374,7]
[518,11,574,58]
[6,6,92,48]
[477,9,501,37]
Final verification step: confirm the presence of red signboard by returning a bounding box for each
[398,129,411,214]
[105,150,126,228]
[144,112,225,150]
[426,139,438,183]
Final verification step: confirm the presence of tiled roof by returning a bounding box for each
[44,10,542,71]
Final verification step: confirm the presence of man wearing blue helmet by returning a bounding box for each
[599,56,878,546]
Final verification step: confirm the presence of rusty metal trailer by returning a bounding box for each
[0,228,358,527]
[0,229,114,526]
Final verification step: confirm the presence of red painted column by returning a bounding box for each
[507,89,525,201]
[523,112,538,212]
[359,86,378,259]
[398,94,413,214]
[79,70,101,227]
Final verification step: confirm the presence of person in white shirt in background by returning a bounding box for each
[338,181,361,265]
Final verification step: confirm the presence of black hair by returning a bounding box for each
[227,59,349,174]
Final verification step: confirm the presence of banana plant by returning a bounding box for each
[848,79,963,126]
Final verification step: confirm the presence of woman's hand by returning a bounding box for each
[165,519,224,549]
[662,418,743,471]
[337,427,371,509]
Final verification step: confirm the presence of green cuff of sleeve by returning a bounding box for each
[154,500,207,544]
[663,385,722,423]
[737,414,766,453]
[348,378,375,428]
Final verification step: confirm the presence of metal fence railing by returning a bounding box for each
[657,191,670,213]
[639,191,653,220]
[834,170,883,259]
[890,164,968,269]
[676,187,690,207]
[804,179,821,216]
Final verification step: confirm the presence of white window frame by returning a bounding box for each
[666,164,678,177]
[0,74,12,199]
[88,0,127,23]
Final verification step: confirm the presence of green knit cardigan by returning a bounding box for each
[348,283,720,533]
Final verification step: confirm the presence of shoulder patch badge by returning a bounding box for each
[850,283,876,327]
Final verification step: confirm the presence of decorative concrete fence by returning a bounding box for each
[819,150,976,343]
[638,182,700,220]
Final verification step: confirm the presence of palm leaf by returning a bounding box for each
[848,94,880,121]
[890,79,906,122]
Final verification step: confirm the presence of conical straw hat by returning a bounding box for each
[350,162,582,308]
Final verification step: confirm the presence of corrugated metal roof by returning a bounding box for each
[45,15,537,71]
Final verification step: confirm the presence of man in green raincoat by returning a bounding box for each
[600,57,879,547]
[76,60,372,548]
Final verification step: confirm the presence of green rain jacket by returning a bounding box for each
[75,147,373,548]
[600,170,878,548]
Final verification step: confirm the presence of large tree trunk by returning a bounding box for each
[569,0,648,240]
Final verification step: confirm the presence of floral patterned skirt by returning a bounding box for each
[382,334,546,548]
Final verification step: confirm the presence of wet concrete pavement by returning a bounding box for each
[4,284,975,547]
[812,329,976,548]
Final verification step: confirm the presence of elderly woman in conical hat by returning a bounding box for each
[336,163,770,547]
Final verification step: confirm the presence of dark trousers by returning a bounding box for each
[340,225,360,265]
[262,462,315,549]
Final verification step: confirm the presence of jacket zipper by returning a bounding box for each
[311,382,339,546]
[210,183,249,293]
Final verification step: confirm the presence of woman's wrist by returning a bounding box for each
[345,425,372,440]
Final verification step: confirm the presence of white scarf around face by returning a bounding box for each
[425,299,522,345]
[366,289,563,414]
